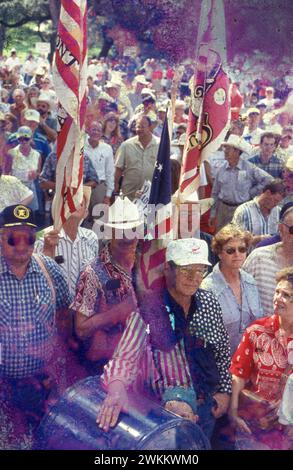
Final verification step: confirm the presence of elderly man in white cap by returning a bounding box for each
[97,238,231,443]
[71,196,143,367]
[210,134,273,231]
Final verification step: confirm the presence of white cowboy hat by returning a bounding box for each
[95,196,144,229]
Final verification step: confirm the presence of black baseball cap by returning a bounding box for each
[0,205,37,228]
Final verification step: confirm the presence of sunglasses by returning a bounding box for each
[223,246,248,255]
[282,222,293,234]
[6,233,36,246]
[18,137,31,142]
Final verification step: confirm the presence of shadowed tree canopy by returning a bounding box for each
[0,1,51,29]
[0,0,292,63]
[92,0,293,63]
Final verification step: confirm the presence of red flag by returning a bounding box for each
[179,0,230,201]
[53,0,87,230]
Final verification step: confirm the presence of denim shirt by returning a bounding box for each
[201,263,263,354]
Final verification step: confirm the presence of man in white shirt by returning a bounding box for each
[258,86,280,112]
[84,121,115,213]
[243,108,263,148]
[5,49,20,72]
[34,189,99,295]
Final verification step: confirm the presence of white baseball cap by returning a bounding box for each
[24,109,40,123]
[166,238,211,266]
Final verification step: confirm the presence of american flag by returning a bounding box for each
[53,0,87,230]
[139,117,172,291]
[179,0,230,201]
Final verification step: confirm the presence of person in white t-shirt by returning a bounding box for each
[84,121,114,227]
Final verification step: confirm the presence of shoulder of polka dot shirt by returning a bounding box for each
[198,290,220,304]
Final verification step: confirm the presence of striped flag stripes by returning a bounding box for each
[53,0,87,230]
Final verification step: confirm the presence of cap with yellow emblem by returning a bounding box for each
[0,205,37,228]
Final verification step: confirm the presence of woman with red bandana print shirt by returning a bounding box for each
[229,267,293,449]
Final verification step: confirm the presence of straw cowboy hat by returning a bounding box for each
[221,134,249,153]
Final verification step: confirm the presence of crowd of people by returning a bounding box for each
[0,47,293,451]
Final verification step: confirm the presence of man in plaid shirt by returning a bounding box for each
[0,204,72,449]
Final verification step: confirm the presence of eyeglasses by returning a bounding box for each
[282,222,293,234]
[223,246,248,255]
[6,233,36,246]
[176,266,208,278]
[18,137,31,142]
[106,117,117,122]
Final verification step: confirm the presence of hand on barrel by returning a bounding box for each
[164,400,198,423]
[97,380,128,432]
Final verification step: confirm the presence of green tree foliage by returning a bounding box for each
[0,0,51,54]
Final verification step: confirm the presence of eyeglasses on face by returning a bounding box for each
[18,137,31,142]
[223,246,248,255]
[6,233,36,246]
[176,266,208,278]
[282,222,293,235]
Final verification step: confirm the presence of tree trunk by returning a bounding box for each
[99,35,113,58]
[0,24,6,56]
[49,0,61,29]
[48,0,61,64]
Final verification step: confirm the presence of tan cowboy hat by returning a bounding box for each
[37,92,52,109]
[221,134,248,153]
